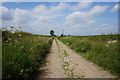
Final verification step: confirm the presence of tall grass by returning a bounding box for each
[2,30,53,80]
[59,34,119,77]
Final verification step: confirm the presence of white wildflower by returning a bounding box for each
[107,40,117,44]
[11,31,15,34]
[5,41,8,43]
[15,40,18,43]
[2,29,5,31]
[21,69,24,73]
[106,45,108,47]
[19,34,22,36]
[112,40,117,43]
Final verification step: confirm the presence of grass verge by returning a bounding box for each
[2,30,53,80]
[59,34,119,77]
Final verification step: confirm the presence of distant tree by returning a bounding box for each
[50,30,54,36]
[60,34,63,37]
[68,34,71,36]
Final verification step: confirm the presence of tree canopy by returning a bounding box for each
[50,30,55,36]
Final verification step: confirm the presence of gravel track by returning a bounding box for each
[35,39,116,79]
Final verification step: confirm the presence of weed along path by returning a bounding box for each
[36,39,116,79]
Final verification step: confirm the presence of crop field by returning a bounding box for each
[58,34,120,76]
[2,30,53,80]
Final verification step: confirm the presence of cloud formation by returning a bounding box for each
[70,2,92,11]
[1,2,117,35]
[111,4,118,12]
[65,5,109,26]
[1,6,14,21]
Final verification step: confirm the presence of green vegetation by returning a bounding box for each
[55,40,80,78]
[2,30,53,80]
[63,50,69,57]
[59,34,120,77]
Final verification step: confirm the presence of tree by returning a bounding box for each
[68,34,71,36]
[50,30,54,36]
[60,34,63,37]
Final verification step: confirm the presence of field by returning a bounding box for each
[2,29,119,79]
[58,34,120,76]
[2,30,53,80]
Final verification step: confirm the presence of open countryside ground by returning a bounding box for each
[2,30,119,80]
[35,38,118,79]
[1,2,119,80]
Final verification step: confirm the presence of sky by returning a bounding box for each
[0,2,119,36]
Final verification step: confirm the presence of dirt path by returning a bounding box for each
[35,39,66,79]
[56,39,116,78]
[35,39,116,79]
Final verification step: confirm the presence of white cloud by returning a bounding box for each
[0,2,2,4]
[88,20,96,24]
[89,5,109,17]
[2,3,67,34]
[95,23,116,34]
[65,12,90,25]
[1,2,117,35]
[32,3,68,18]
[50,3,69,13]
[111,4,118,12]
[14,8,34,24]
[2,3,68,25]
[70,2,92,11]
[1,6,14,21]
[100,24,114,28]
[32,4,49,15]
[65,5,109,26]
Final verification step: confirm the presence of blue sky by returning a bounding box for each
[1,2,118,35]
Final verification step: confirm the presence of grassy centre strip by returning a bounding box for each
[55,39,81,78]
